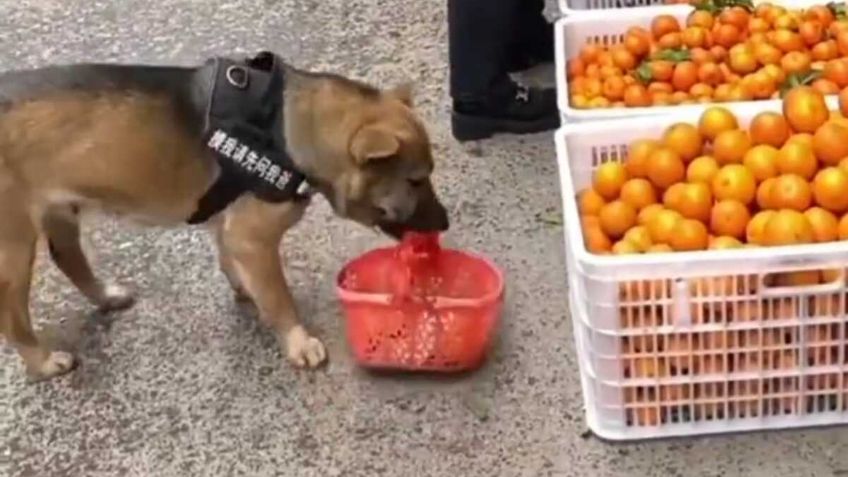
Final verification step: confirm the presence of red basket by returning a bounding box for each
[336,234,503,372]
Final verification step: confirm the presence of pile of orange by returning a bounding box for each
[568,1,848,108]
[579,86,848,257]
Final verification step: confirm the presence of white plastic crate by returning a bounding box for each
[556,103,848,440]
[557,0,823,17]
[554,3,836,122]
[558,0,687,16]
[554,11,786,123]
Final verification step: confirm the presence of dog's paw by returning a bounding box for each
[284,326,327,368]
[96,283,136,312]
[29,351,76,381]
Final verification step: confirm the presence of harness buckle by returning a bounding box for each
[225,65,249,89]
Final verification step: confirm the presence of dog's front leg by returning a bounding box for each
[216,197,326,368]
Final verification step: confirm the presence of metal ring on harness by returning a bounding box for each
[226,65,249,89]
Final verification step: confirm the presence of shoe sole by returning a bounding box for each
[451,112,560,142]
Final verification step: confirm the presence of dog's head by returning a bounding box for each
[303,83,449,239]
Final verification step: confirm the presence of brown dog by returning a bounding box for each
[0,52,449,380]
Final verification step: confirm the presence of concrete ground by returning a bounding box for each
[1,0,848,476]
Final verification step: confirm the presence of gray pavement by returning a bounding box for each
[1,1,848,476]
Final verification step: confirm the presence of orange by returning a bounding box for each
[624,30,651,58]
[840,87,848,117]
[710,45,728,63]
[663,123,703,163]
[761,63,787,85]
[649,61,674,82]
[662,182,687,210]
[839,157,848,175]
[697,62,723,86]
[698,107,738,140]
[652,15,681,39]
[612,240,641,254]
[714,23,741,48]
[712,164,756,204]
[720,6,750,30]
[673,183,713,223]
[625,139,659,178]
[770,173,813,211]
[812,167,848,213]
[800,20,825,46]
[804,207,839,242]
[623,84,652,107]
[786,133,814,148]
[580,44,603,64]
[741,71,777,100]
[611,46,637,71]
[623,225,653,251]
[599,200,638,239]
[691,48,715,66]
[729,47,758,75]
[805,5,835,26]
[781,51,812,75]
[782,86,829,133]
[812,121,848,166]
[671,62,698,93]
[584,222,613,253]
[772,30,804,53]
[812,40,839,61]
[839,213,848,239]
[763,209,814,245]
[688,10,715,29]
[824,59,848,88]
[647,209,684,244]
[710,199,751,239]
[578,188,607,216]
[839,30,848,55]
[754,42,783,65]
[743,145,779,182]
[602,76,627,101]
[713,129,752,165]
[690,83,714,99]
[646,147,686,189]
[646,243,673,253]
[669,219,709,251]
[620,178,658,211]
[637,203,664,226]
[757,177,778,209]
[682,26,708,48]
[812,78,841,95]
[687,155,720,184]
[709,235,743,249]
[747,210,777,244]
[777,140,818,179]
[567,58,586,79]
[593,162,629,200]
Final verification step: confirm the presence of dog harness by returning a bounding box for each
[187,51,309,225]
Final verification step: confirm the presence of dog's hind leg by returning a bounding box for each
[0,206,75,380]
[42,206,135,312]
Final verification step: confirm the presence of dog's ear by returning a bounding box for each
[350,125,400,164]
[386,82,414,107]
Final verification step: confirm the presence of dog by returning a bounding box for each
[0,51,449,381]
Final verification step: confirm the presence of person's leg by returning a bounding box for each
[448,0,520,101]
[513,0,554,66]
[448,0,559,141]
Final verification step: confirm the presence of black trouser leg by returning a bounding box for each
[514,0,553,63]
[448,0,523,101]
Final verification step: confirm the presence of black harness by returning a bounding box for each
[187,51,309,225]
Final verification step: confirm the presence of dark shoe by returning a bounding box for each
[451,80,559,141]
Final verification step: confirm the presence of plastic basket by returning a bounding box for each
[557,0,823,17]
[556,103,848,440]
[336,237,504,372]
[554,3,836,122]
